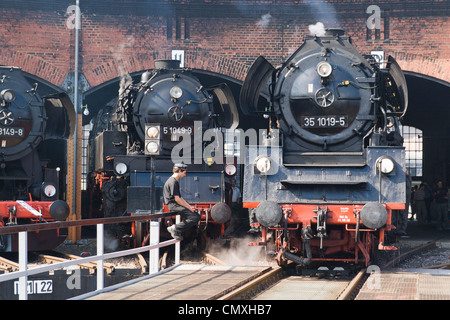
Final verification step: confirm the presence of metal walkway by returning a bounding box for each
[85,264,271,300]
[357,269,450,300]
[254,277,350,300]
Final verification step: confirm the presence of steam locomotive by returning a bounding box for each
[0,66,74,251]
[240,29,408,267]
[89,60,240,247]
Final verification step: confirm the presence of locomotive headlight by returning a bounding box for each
[0,89,16,103]
[145,124,161,155]
[377,156,395,175]
[146,126,159,138]
[170,86,183,100]
[146,141,159,154]
[115,162,128,175]
[255,156,272,175]
[316,61,333,78]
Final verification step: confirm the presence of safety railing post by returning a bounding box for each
[97,223,104,291]
[175,215,180,265]
[18,231,28,300]
[149,219,160,274]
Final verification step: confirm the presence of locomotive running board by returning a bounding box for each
[280,180,367,186]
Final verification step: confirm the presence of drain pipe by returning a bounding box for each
[72,0,80,222]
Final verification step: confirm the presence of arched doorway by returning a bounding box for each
[401,72,450,185]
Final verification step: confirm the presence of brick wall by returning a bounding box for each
[0,0,449,88]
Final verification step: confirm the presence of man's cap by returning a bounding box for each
[173,163,188,170]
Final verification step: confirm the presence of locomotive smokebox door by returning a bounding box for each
[95,131,127,171]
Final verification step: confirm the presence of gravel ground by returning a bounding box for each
[395,245,450,269]
[54,238,142,269]
[373,238,450,269]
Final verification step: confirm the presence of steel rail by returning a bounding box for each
[337,268,367,300]
[217,266,283,300]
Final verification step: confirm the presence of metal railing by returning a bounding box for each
[0,212,180,300]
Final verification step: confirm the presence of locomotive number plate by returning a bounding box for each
[0,127,25,137]
[162,126,193,135]
[301,116,348,128]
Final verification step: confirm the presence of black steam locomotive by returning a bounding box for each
[89,60,239,247]
[0,66,74,251]
[241,29,408,267]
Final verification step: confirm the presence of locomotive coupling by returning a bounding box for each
[282,231,312,266]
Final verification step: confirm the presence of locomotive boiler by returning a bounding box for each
[240,29,408,267]
[0,66,74,251]
[90,60,239,246]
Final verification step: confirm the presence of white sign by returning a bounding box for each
[14,280,53,295]
[16,200,41,217]
[172,50,185,67]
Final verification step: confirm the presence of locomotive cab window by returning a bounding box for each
[400,125,423,177]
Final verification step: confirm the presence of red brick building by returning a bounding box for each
[1,0,449,181]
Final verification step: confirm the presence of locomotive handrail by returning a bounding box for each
[0,211,181,300]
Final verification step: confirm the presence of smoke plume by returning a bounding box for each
[112,36,135,97]
[207,236,276,267]
[257,13,272,29]
[308,22,326,36]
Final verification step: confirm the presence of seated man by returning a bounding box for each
[163,163,200,240]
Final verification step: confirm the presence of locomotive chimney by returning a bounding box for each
[324,28,345,37]
[154,59,181,70]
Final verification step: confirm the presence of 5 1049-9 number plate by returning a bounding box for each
[162,126,193,135]
[301,115,348,128]
[0,127,25,137]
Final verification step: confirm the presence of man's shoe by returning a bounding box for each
[167,225,183,240]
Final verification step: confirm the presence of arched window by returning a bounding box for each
[400,125,423,177]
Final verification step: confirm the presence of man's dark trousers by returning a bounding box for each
[168,203,200,233]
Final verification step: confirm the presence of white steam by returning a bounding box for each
[104,231,119,252]
[257,13,272,28]
[308,22,326,37]
[207,236,275,267]
[112,36,135,97]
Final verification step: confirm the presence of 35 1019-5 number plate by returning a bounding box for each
[0,127,25,137]
[301,115,348,128]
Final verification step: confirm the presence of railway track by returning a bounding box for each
[0,250,145,275]
[211,263,367,300]
[380,240,437,269]
[210,240,440,300]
